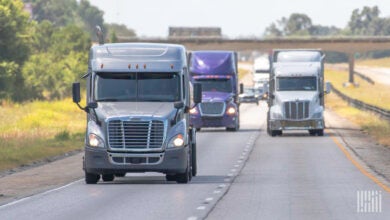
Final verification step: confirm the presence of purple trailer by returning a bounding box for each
[188,51,241,131]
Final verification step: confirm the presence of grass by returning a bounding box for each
[325,69,390,110]
[0,98,85,172]
[325,69,390,147]
[356,57,390,68]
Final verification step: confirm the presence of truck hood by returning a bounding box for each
[95,102,176,120]
[202,91,233,102]
[276,91,319,103]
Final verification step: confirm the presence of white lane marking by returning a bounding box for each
[227,173,234,177]
[234,164,240,168]
[187,217,198,220]
[224,178,231,182]
[204,197,214,203]
[197,206,206,210]
[0,179,83,209]
[218,184,226,188]
[213,190,221,194]
[230,169,237,172]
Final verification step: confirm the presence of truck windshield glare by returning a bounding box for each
[195,78,232,93]
[95,72,180,102]
[277,76,317,91]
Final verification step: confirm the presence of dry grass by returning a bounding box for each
[325,69,390,147]
[0,98,85,171]
[357,57,390,68]
[325,69,390,110]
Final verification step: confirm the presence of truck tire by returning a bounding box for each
[192,141,197,177]
[102,174,115,182]
[115,173,126,177]
[165,174,176,181]
[175,147,192,184]
[309,130,316,136]
[317,129,324,136]
[85,172,100,184]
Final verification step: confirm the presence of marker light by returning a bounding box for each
[143,64,146,69]
[226,107,236,115]
[100,63,104,69]
[128,64,131,69]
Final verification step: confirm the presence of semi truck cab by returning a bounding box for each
[72,43,202,184]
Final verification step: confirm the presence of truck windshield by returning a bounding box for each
[195,78,232,93]
[94,72,181,102]
[277,77,317,91]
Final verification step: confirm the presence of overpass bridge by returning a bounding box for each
[118,36,390,83]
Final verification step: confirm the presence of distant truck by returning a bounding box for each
[188,51,241,131]
[253,55,270,100]
[72,42,202,184]
[267,49,330,136]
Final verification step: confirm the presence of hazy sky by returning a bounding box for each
[88,0,390,38]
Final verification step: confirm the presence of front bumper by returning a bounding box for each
[84,146,188,174]
[190,114,237,128]
[269,119,324,131]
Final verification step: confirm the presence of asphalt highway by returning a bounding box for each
[0,102,389,220]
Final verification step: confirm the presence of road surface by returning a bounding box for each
[0,102,389,220]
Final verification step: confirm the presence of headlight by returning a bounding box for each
[312,112,323,119]
[189,107,198,115]
[88,133,104,147]
[167,134,185,148]
[226,107,236,115]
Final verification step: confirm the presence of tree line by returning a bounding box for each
[264,6,390,62]
[0,0,136,102]
[1,2,389,102]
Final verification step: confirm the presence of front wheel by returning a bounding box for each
[102,174,115,182]
[85,172,100,184]
[175,147,192,184]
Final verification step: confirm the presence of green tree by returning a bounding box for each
[106,23,137,38]
[28,0,78,27]
[284,13,312,36]
[0,0,31,101]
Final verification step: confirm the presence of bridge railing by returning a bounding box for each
[330,84,390,121]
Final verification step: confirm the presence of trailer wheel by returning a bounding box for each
[85,172,100,184]
[317,129,324,136]
[309,130,316,136]
[102,174,115,182]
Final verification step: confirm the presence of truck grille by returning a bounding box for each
[199,102,225,116]
[107,120,165,151]
[284,101,310,120]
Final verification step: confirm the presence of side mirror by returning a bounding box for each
[174,101,184,109]
[269,93,275,99]
[72,82,81,103]
[325,82,331,94]
[239,83,244,94]
[193,83,202,104]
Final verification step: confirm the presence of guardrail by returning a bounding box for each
[354,71,375,85]
[330,84,390,120]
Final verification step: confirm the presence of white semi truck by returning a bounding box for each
[267,49,330,136]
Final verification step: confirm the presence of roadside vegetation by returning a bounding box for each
[0,99,85,172]
[325,69,390,147]
[356,57,390,68]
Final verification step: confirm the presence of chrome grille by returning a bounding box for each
[284,101,309,119]
[108,120,165,150]
[199,102,225,116]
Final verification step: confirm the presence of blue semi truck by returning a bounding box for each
[188,51,241,131]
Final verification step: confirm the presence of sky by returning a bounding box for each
[88,0,390,38]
